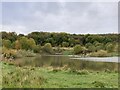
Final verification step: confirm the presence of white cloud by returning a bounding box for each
[2,2,118,34]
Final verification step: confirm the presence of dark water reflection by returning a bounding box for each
[14,55,118,71]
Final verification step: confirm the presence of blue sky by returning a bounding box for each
[1,2,118,34]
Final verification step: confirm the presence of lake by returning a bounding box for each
[14,55,118,71]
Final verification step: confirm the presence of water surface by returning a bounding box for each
[71,57,119,63]
[13,55,118,71]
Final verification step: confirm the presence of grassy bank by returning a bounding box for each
[1,61,118,88]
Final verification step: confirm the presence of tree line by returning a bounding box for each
[1,31,119,55]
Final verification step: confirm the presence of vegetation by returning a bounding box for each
[1,32,119,88]
[89,50,110,57]
[42,43,53,54]
[2,62,45,88]
[2,47,36,59]
[1,31,119,58]
[2,62,118,88]
[73,45,83,54]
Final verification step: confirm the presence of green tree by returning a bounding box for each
[85,43,96,52]
[18,37,36,51]
[62,42,69,47]
[28,38,36,50]
[2,32,17,43]
[2,39,11,49]
[19,37,29,50]
[68,38,75,47]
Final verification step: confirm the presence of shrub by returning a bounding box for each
[2,39,12,49]
[85,43,96,52]
[43,43,53,54]
[73,45,82,54]
[33,45,41,53]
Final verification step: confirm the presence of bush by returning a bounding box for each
[43,43,53,54]
[33,45,41,53]
[2,39,12,49]
[73,45,82,54]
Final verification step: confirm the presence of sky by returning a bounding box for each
[1,1,118,34]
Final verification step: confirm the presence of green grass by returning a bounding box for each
[1,62,118,88]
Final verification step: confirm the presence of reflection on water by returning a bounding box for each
[71,57,118,63]
[14,55,118,71]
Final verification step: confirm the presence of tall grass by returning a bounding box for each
[2,65,45,88]
[2,61,118,88]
